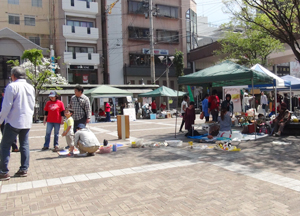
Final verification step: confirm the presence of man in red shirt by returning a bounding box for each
[42,91,65,151]
[208,90,220,122]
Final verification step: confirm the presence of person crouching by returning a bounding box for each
[74,124,100,156]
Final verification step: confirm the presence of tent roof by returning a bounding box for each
[178,60,273,87]
[281,75,300,86]
[251,64,290,87]
[84,85,133,98]
[138,86,186,97]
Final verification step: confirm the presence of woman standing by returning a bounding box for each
[42,91,65,151]
[105,102,111,122]
[184,101,196,131]
[151,99,157,113]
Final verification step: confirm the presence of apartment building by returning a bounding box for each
[52,0,103,85]
[105,0,197,87]
[0,0,49,88]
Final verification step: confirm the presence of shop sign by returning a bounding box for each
[70,65,94,70]
[83,74,89,83]
[142,48,169,55]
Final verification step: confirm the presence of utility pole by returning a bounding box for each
[166,57,170,110]
[149,0,155,84]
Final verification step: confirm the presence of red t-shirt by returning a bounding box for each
[105,103,111,112]
[99,111,106,116]
[44,100,65,124]
[208,95,220,110]
[151,102,157,109]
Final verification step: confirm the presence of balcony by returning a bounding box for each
[62,0,98,16]
[63,25,99,41]
[64,52,100,65]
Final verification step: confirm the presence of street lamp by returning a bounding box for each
[158,55,174,110]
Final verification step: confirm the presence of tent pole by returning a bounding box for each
[251,78,256,140]
[290,85,292,111]
[175,82,179,138]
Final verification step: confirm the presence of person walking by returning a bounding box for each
[179,95,189,132]
[69,85,91,133]
[0,67,35,181]
[260,91,268,116]
[0,88,19,152]
[42,91,65,151]
[202,94,209,122]
[208,90,220,122]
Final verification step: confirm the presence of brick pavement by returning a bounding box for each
[1,117,300,215]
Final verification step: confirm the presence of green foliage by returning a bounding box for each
[21,49,43,67]
[215,22,283,66]
[223,0,300,62]
[173,50,184,77]
[6,59,19,66]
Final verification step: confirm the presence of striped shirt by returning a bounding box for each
[69,94,91,121]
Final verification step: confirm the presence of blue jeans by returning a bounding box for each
[106,112,111,122]
[0,123,30,174]
[43,122,61,148]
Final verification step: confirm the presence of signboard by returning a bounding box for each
[83,74,89,83]
[142,97,152,105]
[223,87,242,113]
[142,48,169,55]
[126,96,132,103]
[70,65,95,70]
[123,108,136,121]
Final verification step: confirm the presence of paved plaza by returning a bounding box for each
[1,116,300,215]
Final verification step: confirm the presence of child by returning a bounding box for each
[62,108,75,155]
[218,106,232,138]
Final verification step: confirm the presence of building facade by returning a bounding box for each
[105,0,197,87]
[52,0,104,85]
[0,0,49,89]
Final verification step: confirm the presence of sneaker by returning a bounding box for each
[87,153,95,156]
[0,173,10,181]
[65,146,70,149]
[52,146,60,152]
[41,147,49,151]
[12,149,19,152]
[274,133,280,137]
[14,170,27,177]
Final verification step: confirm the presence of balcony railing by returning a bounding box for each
[64,52,100,65]
[62,0,98,15]
[63,25,99,40]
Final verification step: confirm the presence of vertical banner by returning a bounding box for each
[83,74,89,83]
[224,87,242,113]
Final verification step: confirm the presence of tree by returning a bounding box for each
[223,0,300,62]
[215,22,284,66]
[7,49,68,122]
[173,50,185,91]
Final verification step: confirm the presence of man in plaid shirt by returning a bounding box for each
[69,85,91,133]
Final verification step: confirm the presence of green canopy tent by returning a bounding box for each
[175,60,273,138]
[84,85,133,117]
[138,86,186,97]
[138,86,186,110]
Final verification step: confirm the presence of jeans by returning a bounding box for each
[0,123,30,174]
[1,122,18,150]
[106,112,111,122]
[43,122,61,148]
[205,116,209,122]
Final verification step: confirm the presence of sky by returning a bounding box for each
[196,0,232,27]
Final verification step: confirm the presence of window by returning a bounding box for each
[128,27,149,40]
[29,36,40,46]
[130,80,135,84]
[129,54,150,66]
[66,20,94,27]
[32,0,42,7]
[157,5,178,18]
[128,1,145,14]
[68,46,94,53]
[8,0,19,4]
[24,16,35,26]
[8,15,20,25]
[156,30,179,43]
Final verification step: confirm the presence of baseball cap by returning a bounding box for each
[77,124,86,129]
[49,90,57,97]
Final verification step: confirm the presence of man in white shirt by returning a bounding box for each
[74,124,100,156]
[179,95,189,132]
[260,91,268,116]
[0,67,35,181]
